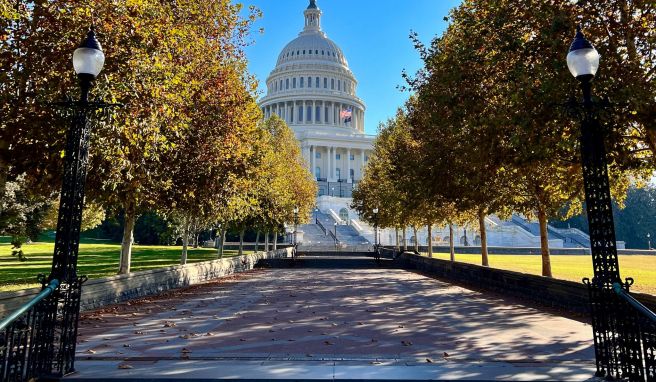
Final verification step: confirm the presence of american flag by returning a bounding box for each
[340,107,352,123]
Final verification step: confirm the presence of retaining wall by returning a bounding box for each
[0,248,292,316]
[394,245,656,256]
[398,252,656,314]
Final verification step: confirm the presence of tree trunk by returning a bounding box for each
[413,226,419,253]
[395,227,400,251]
[479,210,489,267]
[255,230,260,253]
[118,202,136,275]
[427,224,433,258]
[181,219,190,265]
[217,228,226,259]
[265,230,270,252]
[449,223,455,262]
[193,233,199,249]
[239,229,245,256]
[402,227,407,252]
[464,228,469,246]
[538,206,553,277]
[273,231,278,250]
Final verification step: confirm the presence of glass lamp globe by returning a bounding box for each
[566,26,600,79]
[73,28,105,78]
[373,208,379,214]
[293,207,299,214]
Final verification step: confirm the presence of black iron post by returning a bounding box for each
[567,26,653,381]
[648,233,651,250]
[293,209,299,246]
[46,27,105,377]
[334,222,338,247]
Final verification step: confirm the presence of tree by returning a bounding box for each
[40,199,105,233]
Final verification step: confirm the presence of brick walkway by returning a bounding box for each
[70,267,597,381]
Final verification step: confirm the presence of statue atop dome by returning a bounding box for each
[308,0,318,9]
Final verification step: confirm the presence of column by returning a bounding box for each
[312,100,316,124]
[327,147,331,181]
[311,146,316,178]
[360,150,365,180]
[346,148,351,183]
[333,147,337,180]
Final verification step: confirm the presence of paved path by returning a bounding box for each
[70,268,597,381]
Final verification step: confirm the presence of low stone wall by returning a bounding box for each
[398,252,656,314]
[394,245,656,256]
[0,248,292,316]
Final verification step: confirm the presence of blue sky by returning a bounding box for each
[242,0,461,135]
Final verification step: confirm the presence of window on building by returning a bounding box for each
[324,107,329,123]
[280,80,283,90]
[315,167,321,179]
[316,77,320,88]
[308,77,312,88]
[315,106,320,122]
[307,106,312,122]
[286,79,289,89]
[365,156,369,162]
[290,106,294,123]
[324,78,328,88]
[300,77,304,88]
[338,80,341,91]
[316,152,321,159]
[315,50,318,54]
[331,79,335,89]
[274,82,277,91]
[336,168,341,180]
[350,154,355,161]
[298,106,303,122]
[303,50,306,54]
[322,50,325,55]
[349,169,355,179]
[293,78,296,88]
[336,154,341,160]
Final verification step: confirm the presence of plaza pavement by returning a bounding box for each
[69,267,598,381]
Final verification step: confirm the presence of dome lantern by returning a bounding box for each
[304,0,322,32]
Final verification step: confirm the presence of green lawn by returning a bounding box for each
[0,242,238,292]
[424,252,656,295]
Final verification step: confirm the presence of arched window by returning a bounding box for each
[300,77,304,88]
[338,80,341,91]
[308,77,312,88]
[316,77,320,88]
[315,106,321,122]
[324,78,328,88]
[307,105,312,121]
[298,106,303,122]
[286,79,289,89]
[331,79,335,89]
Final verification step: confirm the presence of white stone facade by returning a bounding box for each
[258,0,374,187]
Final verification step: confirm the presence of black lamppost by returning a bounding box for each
[47,26,106,377]
[334,222,338,247]
[293,206,299,246]
[568,26,642,380]
[373,208,379,248]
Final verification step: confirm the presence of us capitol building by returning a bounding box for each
[260,1,602,250]
[258,0,373,202]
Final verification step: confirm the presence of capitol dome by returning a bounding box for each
[259,0,373,191]
[276,31,348,67]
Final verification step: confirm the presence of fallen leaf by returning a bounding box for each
[85,349,96,354]
[426,358,433,363]
[117,363,133,369]
[324,341,334,345]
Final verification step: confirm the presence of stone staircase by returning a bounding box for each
[296,212,370,251]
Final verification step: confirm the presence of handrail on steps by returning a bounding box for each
[0,278,60,331]
[613,282,656,323]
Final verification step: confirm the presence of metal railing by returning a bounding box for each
[0,277,59,381]
[585,278,656,381]
[315,218,327,234]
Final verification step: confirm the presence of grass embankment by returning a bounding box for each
[0,242,238,292]
[424,252,656,295]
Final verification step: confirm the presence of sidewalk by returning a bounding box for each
[69,268,597,381]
